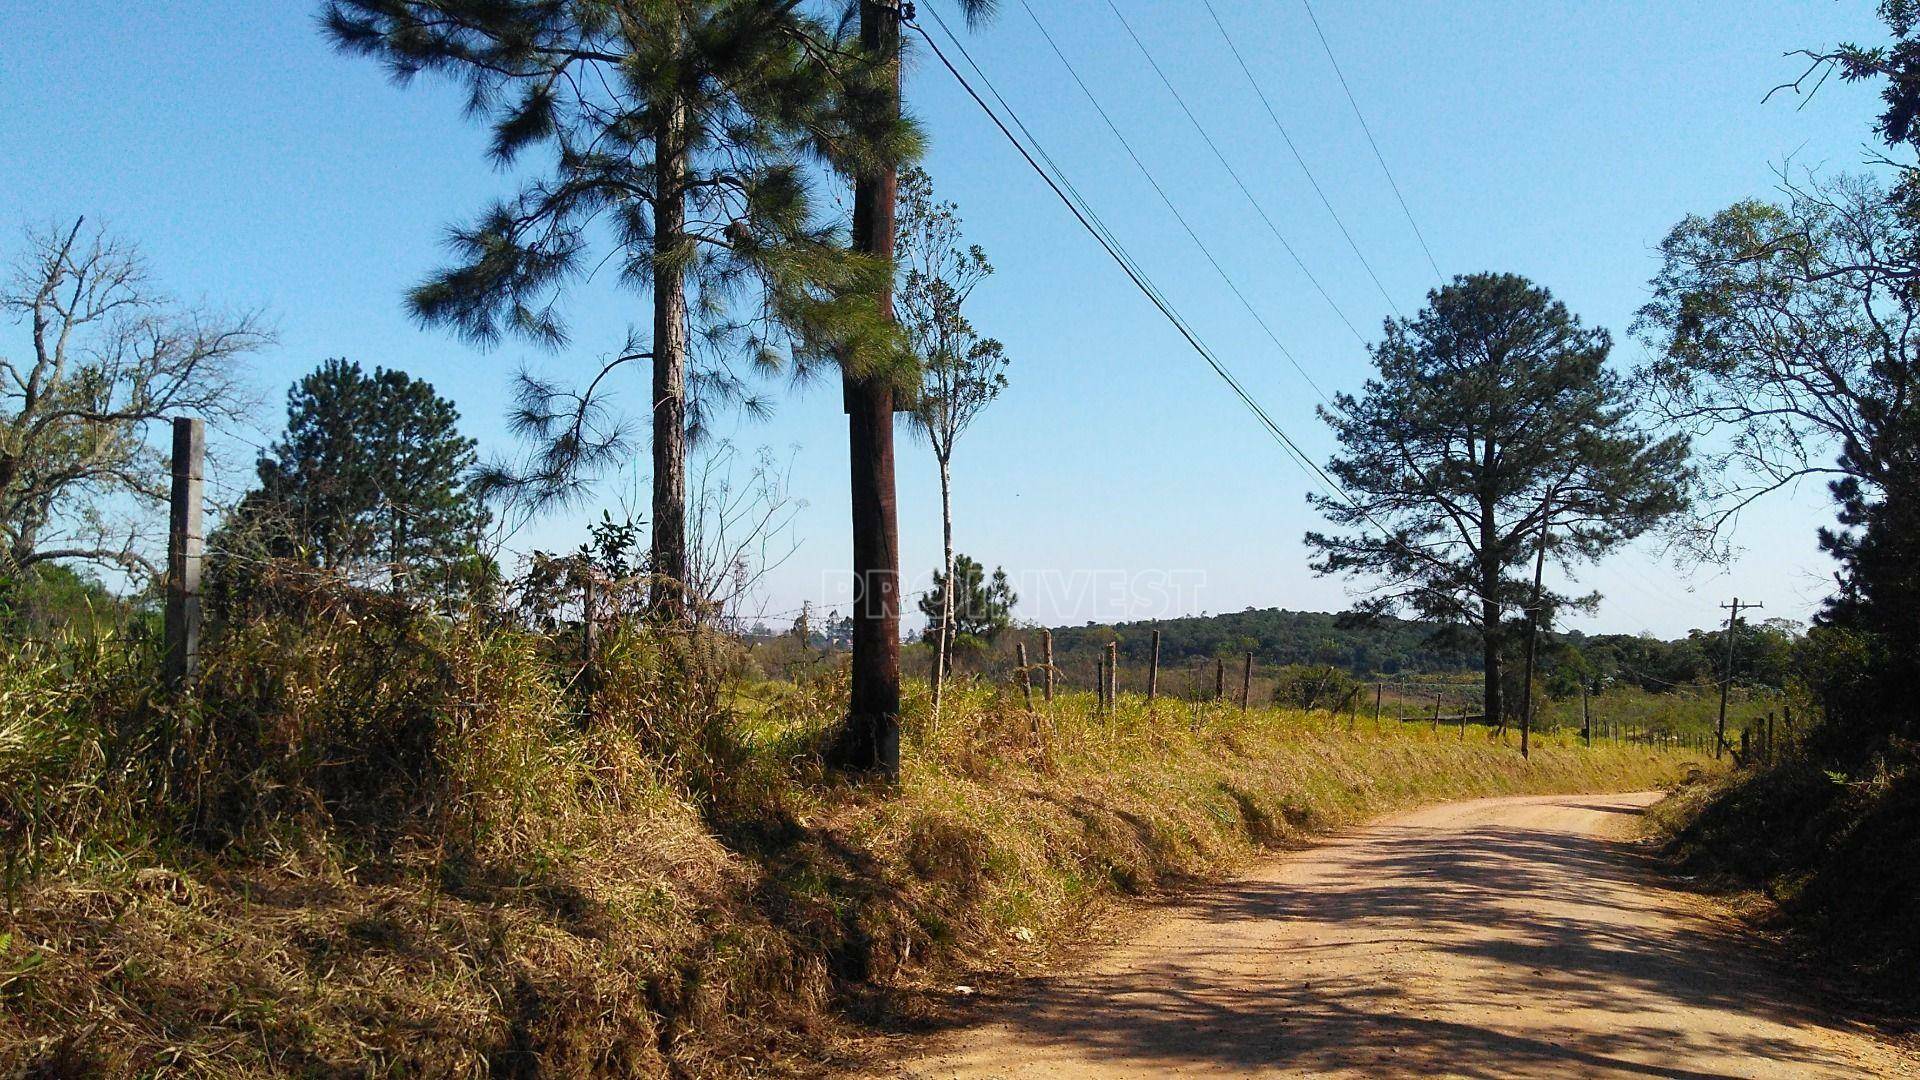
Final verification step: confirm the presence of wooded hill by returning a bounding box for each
[1042,608,1479,675]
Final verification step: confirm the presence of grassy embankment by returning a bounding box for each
[1649,744,1920,1008]
[2,614,1705,1076]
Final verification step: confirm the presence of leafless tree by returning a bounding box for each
[896,167,1009,713]
[1635,172,1920,553]
[686,441,804,625]
[0,219,270,588]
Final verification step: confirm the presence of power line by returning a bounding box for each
[1101,0,1371,346]
[917,4,1695,661]
[1011,0,1327,401]
[912,6,1536,635]
[1197,0,1404,319]
[1299,0,1444,282]
[913,5,1331,485]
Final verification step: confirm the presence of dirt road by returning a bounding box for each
[886,792,1914,1078]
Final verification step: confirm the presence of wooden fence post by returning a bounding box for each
[1147,628,1161,704]
[1042,629,1055,702]
[1373,682,1383,732]
[581,572,600,716]
[1431,689,1441,734]
[1016,641,1034,711]
[164,417,204,689]
[1095,654,1106,713]
[1240,654,1253,713]
[1214,658,1225,702]
[1106,641,1119,711]
[1581,683,1591,747]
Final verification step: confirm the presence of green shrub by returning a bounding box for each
[1269,663,1360,712]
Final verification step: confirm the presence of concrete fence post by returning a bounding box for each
[164,417,204,689]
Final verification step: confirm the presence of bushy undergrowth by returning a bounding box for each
[1652,741,1920,1004]
[2,604,1703,1077]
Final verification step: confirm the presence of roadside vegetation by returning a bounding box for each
[1637,2,1920,1009]
[9,0,1920,1071]
[0,594,1700,1076]
[1652,752,1920,1005]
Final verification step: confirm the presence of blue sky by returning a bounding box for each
[0,1,1892,636]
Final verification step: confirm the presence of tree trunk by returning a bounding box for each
[651,95,690,621]
[931,453,954,716]
[829,0,903,779]
[389,514,407,595]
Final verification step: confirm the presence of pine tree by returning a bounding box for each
[241,359,484,587]
[915,553,1015,650]
[323,0,910,618]
[1308,274,1691,727]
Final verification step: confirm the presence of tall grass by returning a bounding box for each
[1,598,1707,1076]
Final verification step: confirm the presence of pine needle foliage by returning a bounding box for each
[322,0,919,604]
[1308,273,1692,725]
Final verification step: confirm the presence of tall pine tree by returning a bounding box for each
[324,0,911,619]
[1308,274,1691,726]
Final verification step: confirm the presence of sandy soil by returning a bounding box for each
[880,791,1916,1079]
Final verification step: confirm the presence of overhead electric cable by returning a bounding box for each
[1197,0,1403,318]
[914,4,1329,481]
[1102,0,1369,346]
[1299,0,1445,282]
[1012,0,1328,400]
[914,3,1599,640]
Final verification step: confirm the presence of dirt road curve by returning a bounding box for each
[885,792,1915,1079]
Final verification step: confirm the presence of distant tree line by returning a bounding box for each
[1044,609,1480,676]
[1033,607,1799,698]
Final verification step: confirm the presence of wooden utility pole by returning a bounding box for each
[1518,518,1551,761]
[1042,629,1055,703]
[1240,653,1253,713]
[164,417,204,689]
[832,0,906,780]
[1146,629,1161,703]
[1580,682,1591,747]
[1715,597,1762,760]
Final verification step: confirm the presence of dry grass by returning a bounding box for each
[1,622,1706,1077]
